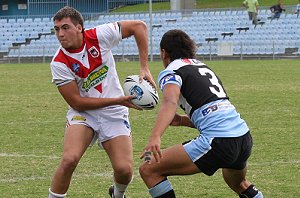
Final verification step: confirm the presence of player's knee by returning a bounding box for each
[60,155,80,172]
[139,163,152,180]
[114,162,133,179]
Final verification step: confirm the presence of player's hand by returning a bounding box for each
[170,113,182,126]
[118,95,143,110]
[139,67,157,89]
[140,136,162,164]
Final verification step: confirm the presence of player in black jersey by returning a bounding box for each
[139,29,263,198]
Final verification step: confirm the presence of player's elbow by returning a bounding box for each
[70,103,84,112]
[163,97,178,109]
[68,99,85,112]
[134,20,147,34]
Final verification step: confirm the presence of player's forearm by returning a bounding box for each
[133,22,149,69]
[150,100,178,138]
[67,96,121,111]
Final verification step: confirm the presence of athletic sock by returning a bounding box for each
[239,185,263,198]
[113,181,128,198]
[48,188,67,198]
[149,179,175,198]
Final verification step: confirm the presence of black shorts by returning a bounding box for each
[188,132,253,176]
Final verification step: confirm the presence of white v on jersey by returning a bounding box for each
[50,22,131,143]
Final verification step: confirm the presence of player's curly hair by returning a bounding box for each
[160,29,196,61]
[53,6,84,28]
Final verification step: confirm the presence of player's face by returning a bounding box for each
[54,17,83,49]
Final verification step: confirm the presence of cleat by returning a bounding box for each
[108,185,114,198]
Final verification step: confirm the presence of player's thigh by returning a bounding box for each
[63,124,94,158]
[146,144,201,176]
[102,135,133,168]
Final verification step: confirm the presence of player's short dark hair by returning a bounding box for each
[53,6,84,28]
[160,29,196,61]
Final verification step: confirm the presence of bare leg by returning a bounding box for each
[139,144,200,188]
[50,125,94,194]
[102,135,133,184]
[222,167,251,194]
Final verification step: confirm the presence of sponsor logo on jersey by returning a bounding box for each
[82,65,108,92]
[72,63,80,73]
[71,115,86,121]
[88,46,99,58]
[160,74,177,90]
[202,104,218,116]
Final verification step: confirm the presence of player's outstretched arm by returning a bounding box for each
[141,84,180,163]
[119,20,156,88]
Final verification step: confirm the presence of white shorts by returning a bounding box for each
[66,106,131,147]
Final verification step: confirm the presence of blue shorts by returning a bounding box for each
[183,132,252,176]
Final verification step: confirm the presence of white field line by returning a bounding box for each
[0,120,63,125]
[0,153,299,183]
[0,173,113,183]
[0,153,60,159]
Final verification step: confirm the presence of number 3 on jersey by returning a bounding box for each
[198,68,227,98]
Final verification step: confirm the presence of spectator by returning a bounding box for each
[243,0,260,25]
[296,0,300,17]
[270,1,286,19]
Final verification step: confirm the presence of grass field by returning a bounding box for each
[0,59,299,197]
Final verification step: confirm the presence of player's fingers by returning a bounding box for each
[126,95,136,100]
[144,75,157,89]
[138,75,145,83]
[131,104,143,110]
[153,151,160,163]
[157,150,163,158]
[148,78,157,89]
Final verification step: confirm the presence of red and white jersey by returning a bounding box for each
[50,22,125,109]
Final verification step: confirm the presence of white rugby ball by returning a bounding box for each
[123,75,159,110]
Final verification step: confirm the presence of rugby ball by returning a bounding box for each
[123,75,159,110]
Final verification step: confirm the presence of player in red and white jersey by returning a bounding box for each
[48,6,156,198]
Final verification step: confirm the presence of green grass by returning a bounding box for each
[112,0,297,12]
[0,60,300,197]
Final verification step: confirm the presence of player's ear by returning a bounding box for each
[160,49,170,67]
[161,49,167,59]
[76,24,83,33]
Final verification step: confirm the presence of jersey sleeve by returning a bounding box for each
[50,61,75,87]
[158,69,182,91]
[95,22,122,50]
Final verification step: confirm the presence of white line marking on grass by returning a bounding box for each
[1,152,299,183]
[0,153,60,159]
[0,120,63,125]
[250,160,300,166]
[2,153,299,165]
[0,173,113,183]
